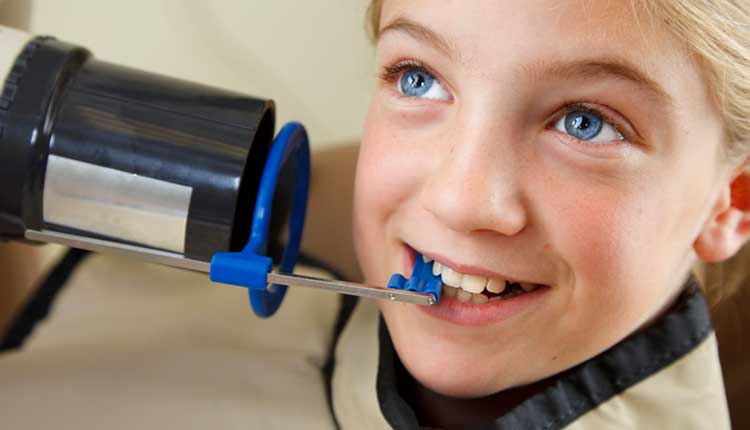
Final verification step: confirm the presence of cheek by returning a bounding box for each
[356,100,423,214]
[538,164,699,329]
[560,196,628,281]
[353,99,424,282]
[538,171,652,291]
[534,173,674,352]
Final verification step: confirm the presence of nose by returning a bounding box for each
[420,121,529,237]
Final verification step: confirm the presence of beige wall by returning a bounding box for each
[0,0,375,148]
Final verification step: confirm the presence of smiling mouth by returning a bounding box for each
[425,255,549,304]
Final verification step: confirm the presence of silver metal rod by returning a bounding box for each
[24,229,436,306]
[267,272,435,306]
[25,229,210,272]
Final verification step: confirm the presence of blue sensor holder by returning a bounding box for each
[387,257,443,302]
[209,122,310,318]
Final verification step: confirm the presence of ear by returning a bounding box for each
[694,165,750,263]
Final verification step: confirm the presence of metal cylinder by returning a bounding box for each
[0,33,277,261]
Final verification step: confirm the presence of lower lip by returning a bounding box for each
[402,245,551,327]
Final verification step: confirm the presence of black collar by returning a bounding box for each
[376,275,712,430]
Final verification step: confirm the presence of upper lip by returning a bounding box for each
[415,247,549,286]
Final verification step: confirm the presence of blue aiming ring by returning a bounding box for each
[247,122,310,317]
[209,122,310,318]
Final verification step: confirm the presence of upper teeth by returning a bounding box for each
[426,256,538,295]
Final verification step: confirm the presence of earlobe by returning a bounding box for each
[694,170,750,263]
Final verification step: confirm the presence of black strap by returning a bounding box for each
[322,294,360,429]
[0,247,89,351]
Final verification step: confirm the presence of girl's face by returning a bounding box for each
[353,0,732,397]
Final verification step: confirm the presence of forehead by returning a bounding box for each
[380,0,680,70]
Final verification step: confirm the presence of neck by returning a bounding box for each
[396,359,561,428]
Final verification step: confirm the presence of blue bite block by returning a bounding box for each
[387,256,443,303]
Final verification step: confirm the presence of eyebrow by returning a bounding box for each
[378,17,455,59]
[378,17,674,111]
[526,59,675,110]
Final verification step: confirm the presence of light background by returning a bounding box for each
[0,0,376,148]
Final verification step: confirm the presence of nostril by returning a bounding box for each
[472,228,505,237]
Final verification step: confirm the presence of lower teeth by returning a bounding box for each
[487,286,526,301]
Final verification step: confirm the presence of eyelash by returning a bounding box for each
[379,59,427,83]
[379,60,638,145]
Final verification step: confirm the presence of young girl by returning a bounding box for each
[0,2,748,429]
[331,0,750,428]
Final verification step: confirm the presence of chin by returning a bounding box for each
[395,337,505,398]
[383,315,511,398]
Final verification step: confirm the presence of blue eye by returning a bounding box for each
[553,109,623,143]
[398,67,450,101]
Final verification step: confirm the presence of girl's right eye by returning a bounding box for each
[383,62,452,101]
[398,67,450,101]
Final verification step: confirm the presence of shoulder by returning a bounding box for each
[0,252,340,429]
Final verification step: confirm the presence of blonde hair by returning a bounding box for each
[637,1,750,163]
[366,0,750,162]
